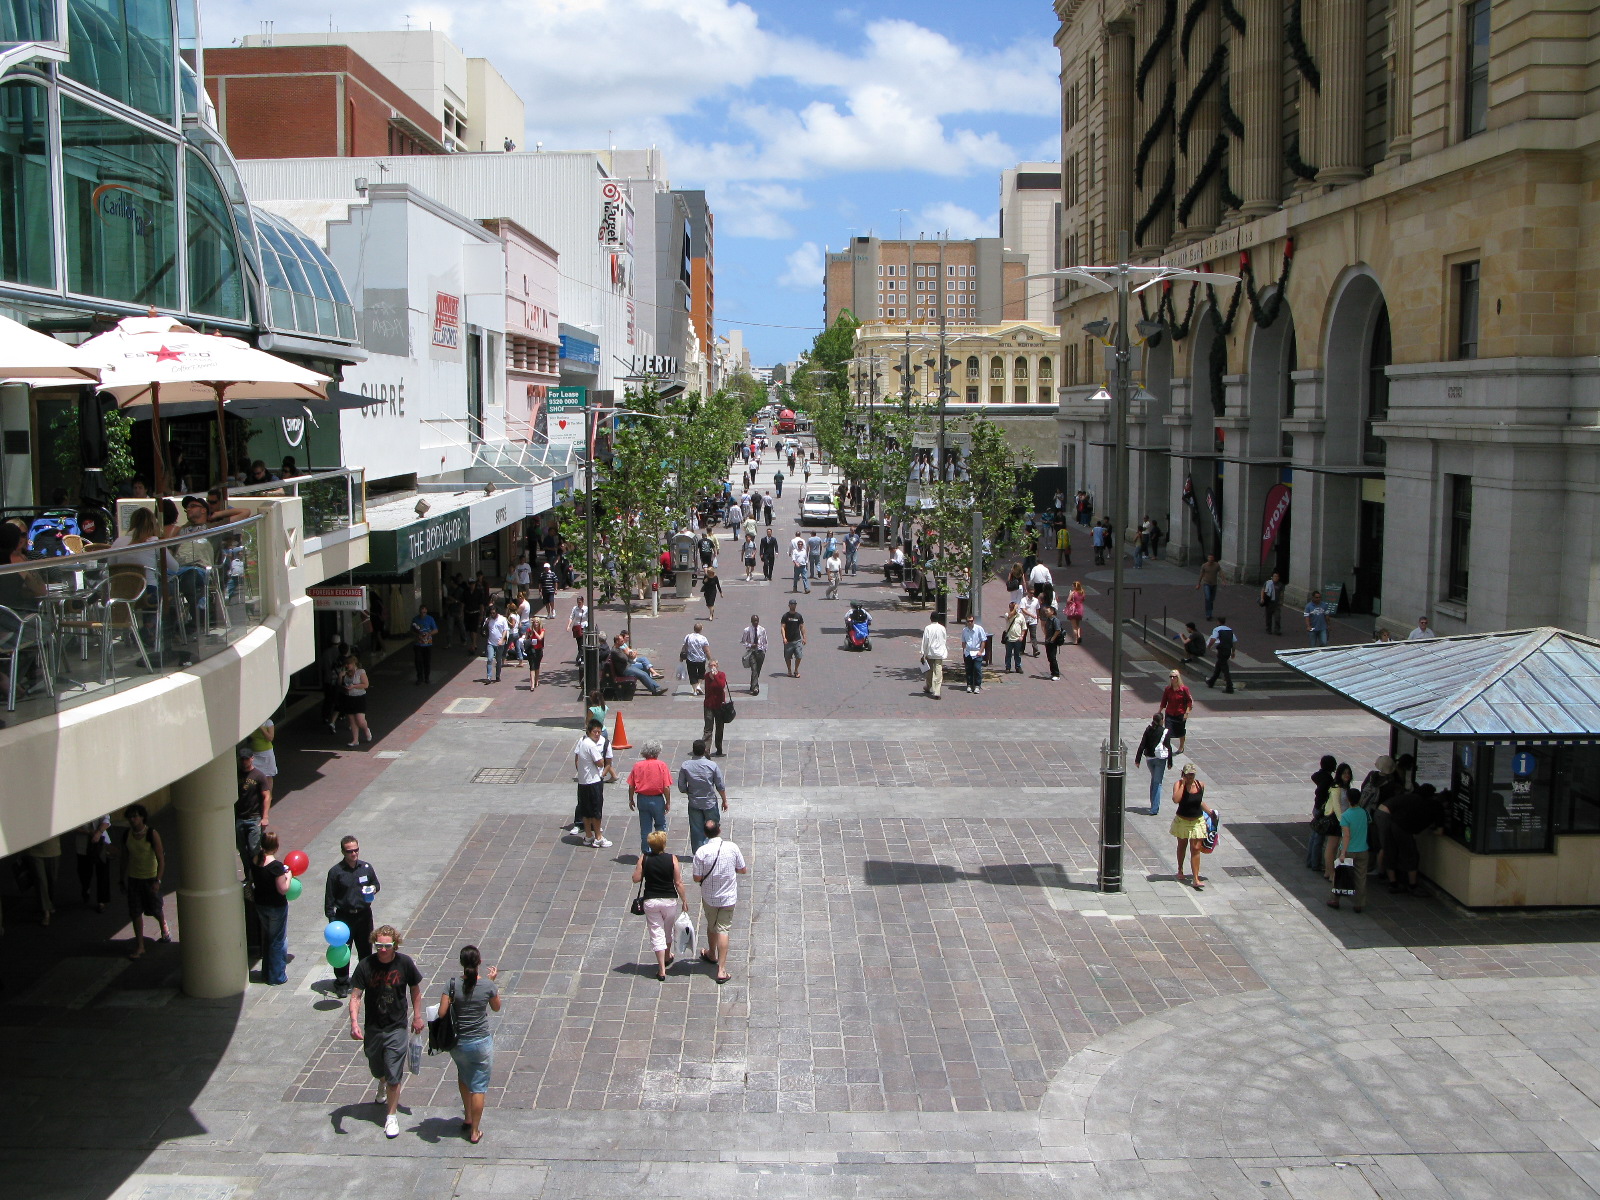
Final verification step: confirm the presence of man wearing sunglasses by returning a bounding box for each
[323,836,382,998]
[349,924,424,1139]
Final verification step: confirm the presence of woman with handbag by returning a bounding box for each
[631,830,687,981]
[1169,763,1217,889]
[1307,755,1339,870]
[1064,581,1086,645]
[436,945,500,1144]
[1322,762,1357,882]
[701,659,730,756]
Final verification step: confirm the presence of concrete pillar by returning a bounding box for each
[1235,0,1284,215]
[1385,0,1415,164]
[1135,0,1175,252]
[1317,0,1367,184]
[1104,22,1136,245]
[172,750,248,998]
[1175,0,1222,240]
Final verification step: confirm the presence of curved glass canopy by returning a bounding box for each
[250,206,356,342]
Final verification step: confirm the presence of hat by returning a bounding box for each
[1376,755,1395,772]
[238,746,255,759]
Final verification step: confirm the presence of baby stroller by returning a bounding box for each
[845,606,872,651]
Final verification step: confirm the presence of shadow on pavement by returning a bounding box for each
[862,860,1077,889]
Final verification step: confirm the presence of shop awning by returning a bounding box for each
[1276,628,1600,740]
[359,487,528,575]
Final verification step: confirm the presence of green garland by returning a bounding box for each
[1177,131,1229,225]
[1135,160,1176,245]
[1134,79,1175,189]
[1286,1,1320,92]
[1136,0,1177,100]
[1284,131,1319,182]
[1177,45,1227,154]
[1179,0,1209,65]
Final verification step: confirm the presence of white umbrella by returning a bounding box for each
[79,315,329,496]
[0,312,99,382]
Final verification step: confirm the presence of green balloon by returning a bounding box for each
[286,876,303,901]
[326,944,351,968]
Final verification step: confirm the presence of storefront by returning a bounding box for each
[1280,628,1600,907]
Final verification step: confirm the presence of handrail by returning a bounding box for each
[0,514,263,577]
[231,467,361,498]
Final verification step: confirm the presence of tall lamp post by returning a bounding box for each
[1026,233,1236,893]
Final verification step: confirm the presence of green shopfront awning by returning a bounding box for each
[362,505,471,575]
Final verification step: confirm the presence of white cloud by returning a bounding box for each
[709,181,809,239]
[915,202,996,240]
[778,242,825,290]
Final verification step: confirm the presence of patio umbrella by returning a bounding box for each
[79,315,329,497]
[0,312,100,382]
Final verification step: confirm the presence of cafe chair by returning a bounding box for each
[0,604,53,712]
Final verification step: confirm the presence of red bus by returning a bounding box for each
[775,408,796,434]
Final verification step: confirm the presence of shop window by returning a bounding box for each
[1478,744,1553,854]
[1014,386,1027,403]
[1446,474,1471,602]
[1038,386,1051,402]
[63,0,176,121]
[989,385,1003,403]
[0,80,54,289]
[185,151,246,320]
[1462,0,1491,139]
[61,98,178,307]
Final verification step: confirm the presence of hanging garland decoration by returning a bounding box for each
[1284,131,1319,181]
[1219,77,1244,139]
[1134,0,1179,245]
[1176,45,1227,154]
[1285,1,1321,92]
[1136,0,1178,100]
[1179,0,1210,65]
[1177,131,1230,225]
[1134,80,1175,190]
[1219,0,1246,36]
[1218,160,1243,213]
[1239,237,1296,328]
[1135,160,1176,245]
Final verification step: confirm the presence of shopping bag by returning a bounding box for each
[1332,858,1357,896]
[1200,809,1221,854]
[676,662,687,681]
[408,1032,425,1074]
[671,910,697,959]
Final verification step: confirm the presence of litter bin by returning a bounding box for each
[582,630,607,694]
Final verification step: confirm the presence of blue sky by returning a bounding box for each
[203,0,1062,365]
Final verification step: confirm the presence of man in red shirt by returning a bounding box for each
[1158,669,1194,755]
[702,660,730,757]
[627,740,674,856]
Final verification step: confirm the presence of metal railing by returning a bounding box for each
[231,467,365,540]
[0,515,264,725]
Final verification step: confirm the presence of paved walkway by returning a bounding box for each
[9,443,1600,1198]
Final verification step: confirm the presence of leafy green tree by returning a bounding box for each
[919,416,1035,594]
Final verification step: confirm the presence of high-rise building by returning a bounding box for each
[824,237,1029,330]
[999,163,1063,325]
[676,190,715,363]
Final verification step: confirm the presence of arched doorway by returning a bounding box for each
[1246,292,1296,585]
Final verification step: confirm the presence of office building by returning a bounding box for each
[999,163,1063,325]
[824,237,1029,330]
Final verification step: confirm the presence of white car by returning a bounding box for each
[800,491,835,525]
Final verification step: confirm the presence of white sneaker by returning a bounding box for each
[595,837,613,849]
[566,825,582,836]
[583,836,595,847]
[384,1113,399,1139]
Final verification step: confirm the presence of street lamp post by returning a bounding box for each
[1026,234,1236,893]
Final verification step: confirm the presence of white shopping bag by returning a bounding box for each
[672,910,696,960]
[676,662,687,680]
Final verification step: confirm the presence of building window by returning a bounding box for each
[0,80,55,289]
[1039,356,1053,379]
[877,307,884,318]
[966,386,979,403]
[62,0,177,121]
[1447,474,1472,602]
[1454,260,1480,359]
[1462,0,1491,139]
[1038,386,1051,402]
[185,150,246,319]
[990,385,1003,403]
[61,98,178,307]
[1014,358,1029,378]
[966,356,980,378]
[989,356,1003,379]
[1015,386,1028,403]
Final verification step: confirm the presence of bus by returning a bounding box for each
[775,408,796,434]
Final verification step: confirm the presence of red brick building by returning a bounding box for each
[204,46,446,159]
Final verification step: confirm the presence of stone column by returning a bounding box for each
[1292,1,1321,192]
[1105,22,1136,246]
[1235,0,1284,215]
[1175,0,1222,240]
[1385,0,1415,163]
[1316,0,1367,184]
[1135,0,1175,252]
[172,750,249,998]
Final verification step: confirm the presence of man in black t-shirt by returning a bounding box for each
[349,923,424,1139]
[234,748,272,875]
[779,600,806,678]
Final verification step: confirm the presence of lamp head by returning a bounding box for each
[1083,319,1112,340]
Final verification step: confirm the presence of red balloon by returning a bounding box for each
[284,850,310,877]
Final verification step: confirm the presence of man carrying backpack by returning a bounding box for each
[1206,617,1236,694]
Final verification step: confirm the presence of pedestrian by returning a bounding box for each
[1005,563,1025,606]
[1205,617,1236,693]
[251,830,291,985]
[1321,762,1357,880]
[1169,764,1215,890]
[696,530,716,575]
[340,653,372,746]
[844,527,861,575]
[348,924,424,1140]
[483,603,508,682]
[1055,521,1071,567]
[1195,555,1221,620]
[120,803,171,957]
[960,613,987,693]
[1304,590,1330,647]
[410,605,437,684]
[677,739,728,854]
[235,747,272,875]
[1134,714,1172,815]
[740,614,767,695]
[789,534,809,593]
[1179,620,1207,662]
[1064,580,1086,645]
[779,600,806,677]
[773,468,784,498]
[320,635,347,731]
[462,580,483,655]
[1041,605,1064,680]
[573,719,612,849]
[1002,602,1027,673]
[539,560,558,617]
[324,835,381,997]
[823,548,842,599]
[569,596,589,663]
[76,815,112,912]
[1091,521,1107,565]
[805,530,823,579]
[759,527,778,581]
[701,659,730,756]
[681,621,710,693]
[692,818,747,985]
[1260,572,1283,635]
[1383,783,1443,896]
[1306,755,1339,871]
[1158,669,1194,754]
[1408,616,1437,640]
[920,612,947,697]
[741,533,757,582]
[1020,589,1041,657]
[701,565,722,621]
[525,617,546,689]
[1327,783,1371,913]
[627,740,673,857]
[632,830,687,982]
[438,945,500,1144]
[1028,559,1054,609]
[25,836,61,926]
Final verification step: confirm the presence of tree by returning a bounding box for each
[919,416,1035,596]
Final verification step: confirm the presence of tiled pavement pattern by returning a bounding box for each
[286,814,1258,1115]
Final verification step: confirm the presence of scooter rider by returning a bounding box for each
[845,602,873,651]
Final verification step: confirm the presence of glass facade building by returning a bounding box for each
[0,0,355,343]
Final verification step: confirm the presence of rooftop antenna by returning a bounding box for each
[403,12,412,29]
[892,209,908,240]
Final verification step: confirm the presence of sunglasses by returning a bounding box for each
[373,942,395,950]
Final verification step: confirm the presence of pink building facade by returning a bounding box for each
[482,218,560,443]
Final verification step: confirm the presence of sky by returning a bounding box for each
[202,0,1063,366]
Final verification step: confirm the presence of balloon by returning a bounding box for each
[323,920,351,946]
[326,944,351,968]
[286,876,303,901]
[284,850,310,876]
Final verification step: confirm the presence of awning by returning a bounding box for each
[360,488,527,575]
[1276,628,1600,740]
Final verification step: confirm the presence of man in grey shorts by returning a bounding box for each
[779,599,806,677]
[349,923,424,1140]
[692,818,747,985]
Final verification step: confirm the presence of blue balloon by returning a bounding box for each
[323,920,351,947]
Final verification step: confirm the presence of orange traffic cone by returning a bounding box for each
[612,711,631,750]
